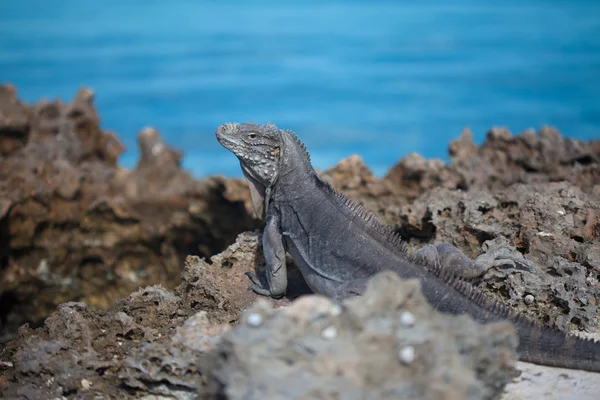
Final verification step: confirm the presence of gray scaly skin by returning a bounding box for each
[216,121,600,372]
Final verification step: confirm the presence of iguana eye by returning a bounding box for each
[248,132,257,139]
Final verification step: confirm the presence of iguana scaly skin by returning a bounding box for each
[216,121,600,372]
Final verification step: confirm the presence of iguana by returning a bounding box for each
[216,121,600,372]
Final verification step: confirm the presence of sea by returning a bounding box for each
[1,0,599,177]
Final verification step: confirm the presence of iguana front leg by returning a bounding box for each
[413,242,533,279]
[245,211,288,298]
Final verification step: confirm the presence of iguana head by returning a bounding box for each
[216,122,282,219]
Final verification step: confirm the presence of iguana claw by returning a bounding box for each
[474,247,534,272]
[245,271,283,298]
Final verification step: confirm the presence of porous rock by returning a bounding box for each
[0,287,184,399]
[1,236,518,400]
[0,230,275,400]
[322,126,599,232]
[399,182,600,333]
[448,126,600,193]
[0,85,260,343]
[202,270,518,400]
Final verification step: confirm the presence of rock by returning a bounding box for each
[201,271,518,400]
[0,84,30,155]
[0,231,280,399]
[321,154,394,200]
[376,126,600,204]
[0,245,518,400]
[0,85,261,343]
[0,234,517,399]
[449,126,600,193]
[119,310,231,398]
[0,285,189,399]
[500,361,600,400]
[176,231,310,324]
[398,182,600,333]
[384,152,462,201]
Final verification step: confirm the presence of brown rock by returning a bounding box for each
[0,84,30,155]
[383,152,462,201]
[0,86,260,344]
[450,126,600,192]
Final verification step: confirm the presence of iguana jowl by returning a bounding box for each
[216,121,600,372]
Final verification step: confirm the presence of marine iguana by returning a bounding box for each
[216,121,600,372]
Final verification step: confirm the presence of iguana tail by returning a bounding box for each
[420,267,600,372]
[514,316,600,371]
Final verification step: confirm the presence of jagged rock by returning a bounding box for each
[0,285,190,399]
[398,182,600,333]
[119,311,230,399]
[0,84,30,155]
[0,228,596,399]
[321,126,599,233]
[176,231,309,324]
[449,126,600,193]
[201,271,518,400]
[383,152,463,201]
[0,231,282,400]
[321,154,394,200]
[0,85,260,343]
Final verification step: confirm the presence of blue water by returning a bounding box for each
[1,1,599,177]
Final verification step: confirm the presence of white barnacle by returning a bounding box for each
[400,311,416,327]
[398,346,416,365]
[81,378,92,390]
[330,304,342,316]
[246,312,264,327]
[321,325,337,339]
[524,294,535,305]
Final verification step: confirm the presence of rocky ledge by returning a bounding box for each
[0,85,599,399]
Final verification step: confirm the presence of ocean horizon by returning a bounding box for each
[1,0,599,177]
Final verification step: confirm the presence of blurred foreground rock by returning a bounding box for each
[203,271,518,400]
[0,85,260,343]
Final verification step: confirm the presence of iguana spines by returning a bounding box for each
[315,176,407,251]
[285,129,312,163]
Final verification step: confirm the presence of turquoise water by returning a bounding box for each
[1,0,599,177]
